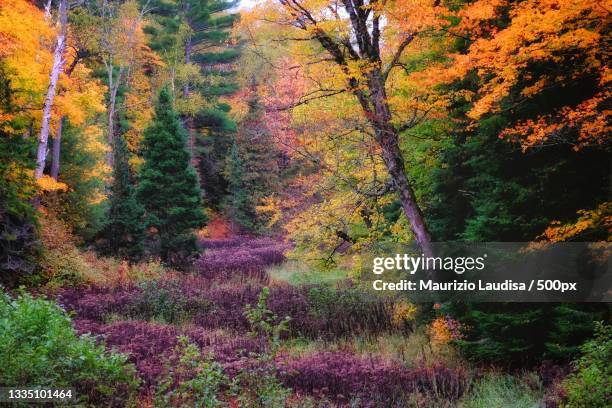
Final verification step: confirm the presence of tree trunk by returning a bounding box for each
[35,0,68,179]
[183,31,192,99]
[183,22,198,168]
[50,57,81,181]
[106,69,121,168]
[378,125,434,257]
[50,117,63,180]
[366,70,434,257]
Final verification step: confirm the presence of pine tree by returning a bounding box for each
[145,0,240,208]
[0,66,39,287]
[136,87,206,267]
[237,90,280,202]
[100,134,144,261]
[223,140,255,230]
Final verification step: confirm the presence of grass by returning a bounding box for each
[459,374,543,408]
[280,330,442,365]
[267,261,348,286]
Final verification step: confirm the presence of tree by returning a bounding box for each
[35,0,68,180]
[136,87,206,267]
[0,64,39,286]
[241,0,451,256]
[236,88,281,205]
[100,0,151,167]
[224,140,255,230]
[146,0,241,206]
[440,0,610,151]
[100,134,144,261]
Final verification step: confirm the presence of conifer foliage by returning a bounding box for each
[100,134,144,261]
[224,140,255,231]
[136,88,206,267]
[237,91,281,203]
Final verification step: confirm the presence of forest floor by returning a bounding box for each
[54,235,554,407]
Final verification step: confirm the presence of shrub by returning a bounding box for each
[36,212,90,288]
[277,352,469,405]
[562,322,612,408]
[306,285,394,338]
[58,286,140,321]
[230,287,292,408]
[231,364,291,408]
[74,319,267,387]
[128,279,212,324]
[0,291,139,407]
[196,248,267,281]
[155,336,226,407]
[74,319,183,388]
[196,236,288,281]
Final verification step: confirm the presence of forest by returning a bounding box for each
[0,0,610,406]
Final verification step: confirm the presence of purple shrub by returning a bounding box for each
[192,284,262,331]
[75,320,180,387]
[267,284,324,337]
[196,248,268,281]
[198,237,247,249]
[199,236,288,250]
[196,236,289,281]
[73,319,268,388]
[277,352,469,404]
[58,287,140,321]
[249,245,287,265]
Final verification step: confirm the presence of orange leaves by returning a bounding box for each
[436,0,611,149]
[539,202,612,242]
[387,0,449,33]
[502,90,611,151]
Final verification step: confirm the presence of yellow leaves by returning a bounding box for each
[391,300,418,328]
[175,93,208,117]
[520,77,548,97]
[256,195,284,228]
[501,90,612,151]
[0,0,54,127]
[37,175,68,192]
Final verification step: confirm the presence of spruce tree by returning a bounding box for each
[145,0,241,209]
[136,87,206,266]
[237,90,281,202]
[223,140,255,230]
[101,134,144,261]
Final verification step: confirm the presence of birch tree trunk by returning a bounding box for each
[35,0,68,179]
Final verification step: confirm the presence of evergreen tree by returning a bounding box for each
[237,90,281,202]
[0,67,39,287]
[136,87,206,267]
[145,0,241,208]
[223,140,255,230]
[100,134,144,261]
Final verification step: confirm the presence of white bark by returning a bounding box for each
[36,0,68,180]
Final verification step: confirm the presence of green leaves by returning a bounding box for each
[0,290,139,405]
